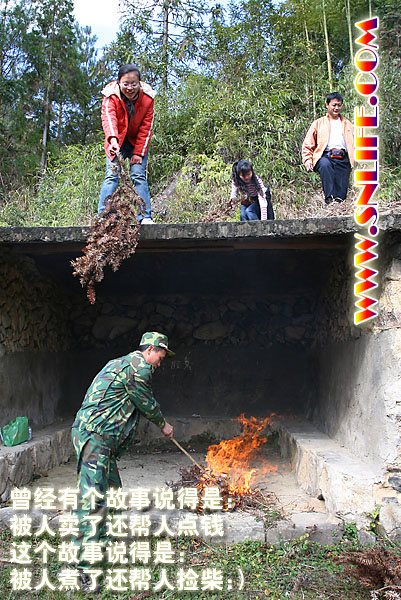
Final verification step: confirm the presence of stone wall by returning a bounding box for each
[0,249,72,353]
[0,248,74,426]
[0,244,324,427]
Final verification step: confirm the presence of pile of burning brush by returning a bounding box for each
[170,464,277,513]
[169,413,280,514]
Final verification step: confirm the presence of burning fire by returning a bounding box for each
[204,413,278,495]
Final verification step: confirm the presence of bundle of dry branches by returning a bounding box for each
[168,464,277,513]
[338,546,401,599]
[201,199,237,222]
[71,154,146,303]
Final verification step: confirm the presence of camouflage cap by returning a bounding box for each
[139,332,175,357]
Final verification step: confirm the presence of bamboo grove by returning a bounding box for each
[0,0,400,225]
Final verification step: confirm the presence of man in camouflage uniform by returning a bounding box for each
[70,332,174,590]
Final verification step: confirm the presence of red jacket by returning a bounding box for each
[101,80,156,159]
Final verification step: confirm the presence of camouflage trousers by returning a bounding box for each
[71,427,122,570]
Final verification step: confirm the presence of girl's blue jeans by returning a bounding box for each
[98,148,151,219]
[240,202,261,221]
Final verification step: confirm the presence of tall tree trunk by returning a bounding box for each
[0,0,10,76]
[40,5,56,176]
[57,102,62,140]
[162,0,169,93]
[345,0,353,63]
[304,20,316,120]
[82,105,88,145]
[40,47,53,175]
[322,0,333,91]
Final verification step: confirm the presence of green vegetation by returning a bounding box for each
[1,527,393,599]
[0,0,400,226]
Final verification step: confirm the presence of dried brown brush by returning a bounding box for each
[168,464,278,513]
[71,153,146,303]
[338,545,401,599]
[201,198,237,222]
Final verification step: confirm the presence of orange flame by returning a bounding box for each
[205,413,278,495]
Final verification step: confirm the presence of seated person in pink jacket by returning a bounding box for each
[230,160,274,221]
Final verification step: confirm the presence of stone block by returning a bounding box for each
[357,528,376,547]
[379,500,401,541]
[8,446,35,488]
[92,316,136,340]
[388,476,401,492]
[55,429,74,462]
[265,514,342,546]
[285,326,305,341]
[275,419,380,526]
[32,439,56,474]
[193,321,228,340]
[0,424,74,503]
[0,507,46,530]
[223,514,265,544]
[227,301,247,312]
[0,456,9,497]
[156,303,174,317]
[386,259,401,281]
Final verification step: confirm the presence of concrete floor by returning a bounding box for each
[28,445,325,517]
[0,425,348,545]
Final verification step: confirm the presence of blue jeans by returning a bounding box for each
[98,148,151,219]
[240,202,261,221]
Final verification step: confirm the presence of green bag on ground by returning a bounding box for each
[1,416,29,447]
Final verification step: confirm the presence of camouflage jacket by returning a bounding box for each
[72,351,166,459]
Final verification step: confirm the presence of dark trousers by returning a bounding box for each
[314,152,351,203]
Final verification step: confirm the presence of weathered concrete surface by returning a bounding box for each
[0,418,388,542]
[265,512,343,546]
[1,214,401,247]
[309,330,401,470]
[0,421,73,502]
[274,417,382,528]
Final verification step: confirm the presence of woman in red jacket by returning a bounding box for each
[98,64,156,223]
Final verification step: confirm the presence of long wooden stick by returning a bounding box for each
[171,437,204,471]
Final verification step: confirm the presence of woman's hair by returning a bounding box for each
[118,64,141,81]
[232,160,263,195]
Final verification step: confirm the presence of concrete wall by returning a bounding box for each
[307,250,401,529]
[309,331,400,468]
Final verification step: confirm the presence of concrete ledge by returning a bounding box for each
[0,420,73,503]
[0,415,394,537]
[0,417,240,503]
[274,417,382,526]
[1,213,401,247]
